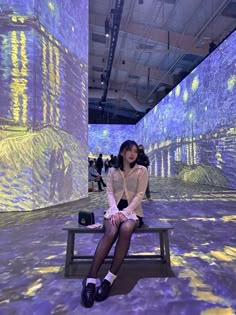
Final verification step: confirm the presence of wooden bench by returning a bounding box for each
[63,219,173,277]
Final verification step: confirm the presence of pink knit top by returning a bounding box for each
[104,164,148,221]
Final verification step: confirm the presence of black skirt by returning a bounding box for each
[117,199,144,228]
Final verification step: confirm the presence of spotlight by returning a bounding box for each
[105,18,110,37]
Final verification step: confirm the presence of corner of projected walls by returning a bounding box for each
[0,0,88,212]
[136,30,236,189]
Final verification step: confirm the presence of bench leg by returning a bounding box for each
[163,230,171,268]
[65,231,75,277]
[159,231,165,262]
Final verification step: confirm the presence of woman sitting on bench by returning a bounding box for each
[81,140,148,308]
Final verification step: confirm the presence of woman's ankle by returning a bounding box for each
[104,271,117,285]
[86,277,96,285]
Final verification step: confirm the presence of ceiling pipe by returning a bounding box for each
[89,102,136,118]
[144,0,206,102]
[102,0,124,103]
[89,89,149,112]
[193,0,231,41]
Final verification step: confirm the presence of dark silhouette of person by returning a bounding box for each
[104,158,109,173]
[108,154,115,168]
[49,145,65,201]
[63,150,73,199]
[96,153,103,175]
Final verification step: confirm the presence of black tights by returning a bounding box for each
[88,210,138,277]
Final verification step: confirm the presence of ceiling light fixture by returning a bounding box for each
[105,18,110,37]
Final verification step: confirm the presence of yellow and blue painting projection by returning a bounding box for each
[136,30,236,189]
[88,124,136,158]
[88,30,236,190]
[0,0,88,211]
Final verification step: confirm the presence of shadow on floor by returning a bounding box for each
[64,260,175,296]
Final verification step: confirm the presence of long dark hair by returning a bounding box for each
[115,140,139,171]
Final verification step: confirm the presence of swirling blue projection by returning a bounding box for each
[0,0,88,211]
[136,30,236,189]
[88,124,136,157]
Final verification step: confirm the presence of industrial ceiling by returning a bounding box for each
[89,0,236,124]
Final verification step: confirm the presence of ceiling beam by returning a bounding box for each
[89,54,174,86]
[102,0,125,102]
[123,22,208,56]
[90,13,208,56]
[193,0,232,40]
[113,60,173,86]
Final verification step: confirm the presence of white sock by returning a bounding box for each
[104,271,117,285]
[86,278,96,286]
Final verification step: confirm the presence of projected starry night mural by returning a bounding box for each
[88,31,236,190]
[136,30,236,189]
[88,124,136,158]
[0,0,88,211]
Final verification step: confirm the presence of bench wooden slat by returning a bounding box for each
[63,219,173,233]
[72,254,165,261]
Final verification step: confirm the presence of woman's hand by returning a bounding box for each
[111,213,121,227]
[110,211,127,226]
[119,212,127,223]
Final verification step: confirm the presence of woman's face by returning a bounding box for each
[121,145,138,164]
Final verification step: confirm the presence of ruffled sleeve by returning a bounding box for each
[104,168,119,219]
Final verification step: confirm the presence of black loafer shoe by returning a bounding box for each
[95,279,112,302]
[81,282,96,308]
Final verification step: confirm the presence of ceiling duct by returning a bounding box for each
[101,0,124,103]
[89,102,136,118]
[89,89,150,112]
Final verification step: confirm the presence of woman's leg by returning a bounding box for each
[87,219,119,278]
[82,220,119,307]
[110,219,138,275]
[100,176,107,187]
[97,179,102,191]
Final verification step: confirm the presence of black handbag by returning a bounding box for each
[78,211,95,226]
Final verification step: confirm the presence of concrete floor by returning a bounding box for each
[0,177,236,315]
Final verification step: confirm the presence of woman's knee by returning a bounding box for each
[119,220,136,237]
[103,220,118,240]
